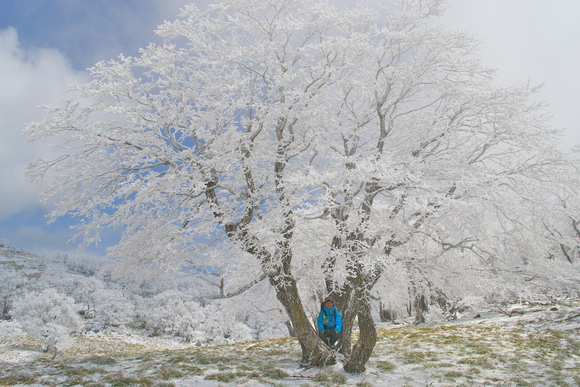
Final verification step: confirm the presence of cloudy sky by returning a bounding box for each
[1,0,578,255]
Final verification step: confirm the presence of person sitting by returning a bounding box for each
[317,296,343,349]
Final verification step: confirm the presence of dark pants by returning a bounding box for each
[320,329,341,348]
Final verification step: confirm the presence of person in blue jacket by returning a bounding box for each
[317,296,343,349]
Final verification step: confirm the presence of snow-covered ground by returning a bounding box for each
[1,300,579,386]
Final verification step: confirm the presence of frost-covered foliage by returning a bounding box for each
[0,265,27,318]
[1,245,287,346]
[12,289,82,351]
[133,284,284,344]
[371,247,580,323]
[24,0,580,369]
[201,303,254,344]
[92,289,136,328]
[136,290,203,340]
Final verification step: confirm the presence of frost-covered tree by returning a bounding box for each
[200,303,254,344]
[0,265,27,319]
[26,0,580,371]
[62,253,104,276]
[12,289,82,357]
[92,288,136,328]
[136,290,204,340]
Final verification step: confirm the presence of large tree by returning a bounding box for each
[27,0,579,371]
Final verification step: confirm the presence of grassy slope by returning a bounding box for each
[1,301,579,386]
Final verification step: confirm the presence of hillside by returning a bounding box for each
[0,241,43,276]
[1,300,579,386]
[1,241,579,385]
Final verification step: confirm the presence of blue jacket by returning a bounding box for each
[318,305,342,333]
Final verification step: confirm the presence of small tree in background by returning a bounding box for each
[27,0,580,371]
[0,266,27,319]
[92,288,136,328]
[136,290,203,339]
[12,289,82,357]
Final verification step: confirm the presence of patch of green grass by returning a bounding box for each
[422,361,454,369]
[441,370,467,381]
[87,355,117,365]
[178,364,205,375]
[466,367,482,376]
[457,356,495,369]
[236,360,259,371]
[260,365,289,380]
[508,376,535,386]
[373,360,396,372]
[313,370,347,386]
[550,359,565,371]
[191,352,232,365]
[375,310,580,384]
[243,338,301,358]
[53,364,107,385]
[102,372,155,386]
[506,360,529,374]
[154,365,184,380]
[204,371,241,383]
[0,371,37,386]
[398,350,439,365]
[165,353,192,364]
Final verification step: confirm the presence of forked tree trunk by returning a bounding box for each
[343,294,377,373]
[336,289,356,355]
[333,263,380,372]
[269,273,335,367]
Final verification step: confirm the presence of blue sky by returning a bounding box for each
[1,0,579,256]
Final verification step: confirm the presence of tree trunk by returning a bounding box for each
[379,302,397,323]
[2,295,8,318]
[270,273,335,367]
[343,294,377,373]
[335,288,356,355]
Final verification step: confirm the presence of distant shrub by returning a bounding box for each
[136,290,203,340]
[93,288,135,328]
[12,289,82,354]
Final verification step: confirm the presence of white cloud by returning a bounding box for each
[0,27,88,219]
[153,0,208,15]
[441,0,580,146]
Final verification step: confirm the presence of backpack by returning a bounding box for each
[321,305,338,330]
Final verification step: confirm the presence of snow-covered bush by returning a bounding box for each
[63,253,103,276]
[12,289,82,352]
[0,265,27,318]
[136,290,204,341]
[27,265,76,295]
[201,303,253,344]
[215,283,289,341]
[134,274,175,297]
[70,276,104,317]
[135,292,254,344]
[92,288,135,328]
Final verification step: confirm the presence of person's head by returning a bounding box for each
[324,296,335,309]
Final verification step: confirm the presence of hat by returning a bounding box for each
[324,296,335,303]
